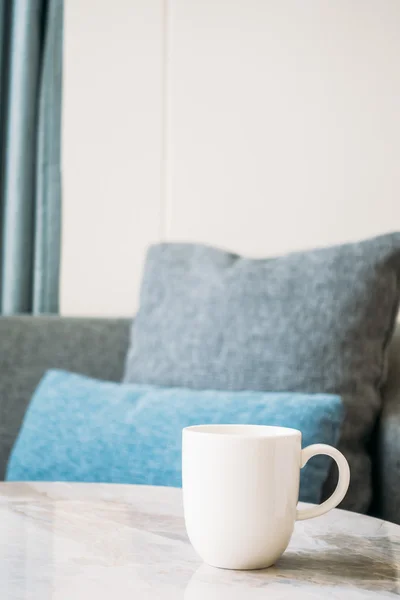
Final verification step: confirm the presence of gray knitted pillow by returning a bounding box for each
[124,233,400,513]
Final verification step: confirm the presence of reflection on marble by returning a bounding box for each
[0,482,399,599]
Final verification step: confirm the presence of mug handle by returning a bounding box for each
[296,443,350,521]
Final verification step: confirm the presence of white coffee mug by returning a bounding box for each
[182,424,350,570]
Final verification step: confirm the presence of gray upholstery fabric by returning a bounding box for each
[0,316,130,480]
[376,326,400,524]
[124,234,400,514]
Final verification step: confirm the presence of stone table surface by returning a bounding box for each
[1,482,399,599]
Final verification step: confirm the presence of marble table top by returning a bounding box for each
[1,482,399,599]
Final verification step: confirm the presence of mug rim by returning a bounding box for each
[183,424,301,439]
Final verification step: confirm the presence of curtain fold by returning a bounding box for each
[34,0,63,314]
[0,0,62,315]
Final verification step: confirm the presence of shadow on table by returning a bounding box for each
[184,527,400,599]
[274,530,399,594]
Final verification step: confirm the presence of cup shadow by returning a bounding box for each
[270,531,399,593]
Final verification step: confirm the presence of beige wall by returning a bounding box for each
[62,0,400,316]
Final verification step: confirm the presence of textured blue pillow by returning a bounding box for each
[6,370,344,503]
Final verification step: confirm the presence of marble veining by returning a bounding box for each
[0,482,399,599]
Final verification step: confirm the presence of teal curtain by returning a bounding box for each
[0,0,63,314]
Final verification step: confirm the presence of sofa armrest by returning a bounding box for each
[376,326,400,524]
[0,316,131,480]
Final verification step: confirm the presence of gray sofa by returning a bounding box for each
[0,316,399,525]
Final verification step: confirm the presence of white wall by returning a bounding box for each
[61,0,164,316]
[62,0,400,316]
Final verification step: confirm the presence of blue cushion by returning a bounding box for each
[6,370,344,503]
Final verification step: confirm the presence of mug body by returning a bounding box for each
[182,424,301,570]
